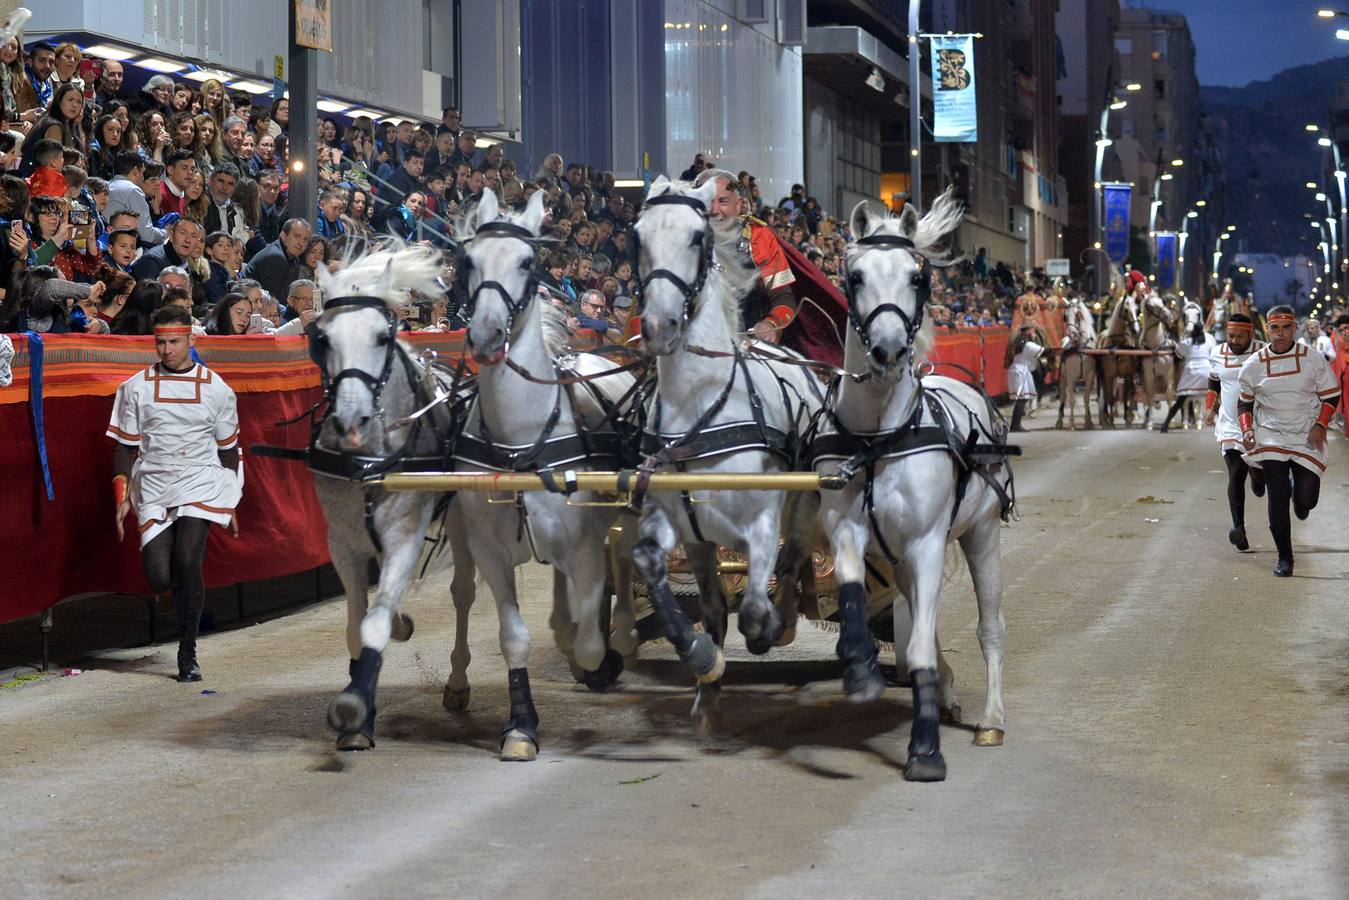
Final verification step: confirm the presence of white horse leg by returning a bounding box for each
[480,556,540,761]
[359,495,435,652]
[736,502,788,654]
[549,568,577,662]
[771,490,820,648]
[443,515,476,712]
[566,537,625,692]
[631,506,726,708]
[960,517,1006,746]
[1083,363,1096,429]
[901,533,950,782]
[332,548,370,663]
[608,522,641,660]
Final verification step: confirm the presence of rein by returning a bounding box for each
[458,219,545,359]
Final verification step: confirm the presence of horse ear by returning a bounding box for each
[646,175,670,200]
[476,188,500,228]
[691,175,718,211]
[849,200,875,239]
[897,201,920,240]
[520,188,546,236]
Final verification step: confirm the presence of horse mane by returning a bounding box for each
[317,240,444,308]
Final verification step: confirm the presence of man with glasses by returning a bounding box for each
[571,289,612,334]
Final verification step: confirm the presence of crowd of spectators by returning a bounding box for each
[14,37,1314,351]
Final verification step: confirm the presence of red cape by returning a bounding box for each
[777,236,849,366]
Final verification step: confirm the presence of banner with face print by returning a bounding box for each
[931,35,977,143]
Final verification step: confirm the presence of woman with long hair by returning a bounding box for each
[182,169,210,224]
[170,82,195,115]
[136,110,171,165]
[266,96,289,138]
[192,114,222,171]
[103,99,130,131]
[0,35,37,126]
[200,78,230,129]
[319,116,341,149]
[232,176,261,236]
[25,84,89,161]
[167,110,196,154]
[205,291,252,335]
[111,281,162,335]
[26,196,70,267]
[86,114,125,179]
[298,235,330,281]
[92,265,136,325]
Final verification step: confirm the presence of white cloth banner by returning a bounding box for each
[931,35,977,143]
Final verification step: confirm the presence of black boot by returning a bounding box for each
[1274,556,1294,577]
[1228,527,1248,552]
[176,640,202,682]
[1010,399,1027,432]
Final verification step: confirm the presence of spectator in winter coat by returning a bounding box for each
[240,217,311,304]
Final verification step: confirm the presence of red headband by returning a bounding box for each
[1266,313,1295,324]
[1226,321,1253,332]
[153,325,193,335]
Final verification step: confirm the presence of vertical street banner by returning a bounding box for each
[931,35,977,143]
[1155,232,1178,290]
[1103,182,1131,264]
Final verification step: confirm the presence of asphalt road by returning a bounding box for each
[3,414,1347,899]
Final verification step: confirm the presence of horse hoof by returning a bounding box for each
[904,751,947,782]
[442,684,471,712]
[744,635,774,656]
[327,691,368,734]
[693,710,721,737]
[774,625,796,647]
[336,730,373,751]
[974,728,1005,747]
[391,613,415,642]
[941,704,962,725]
[697,646,726,684]
[567,659,587,685]
[844,670,886,704]
[500,730,538,762]
[581,649,624,693]
[1054,420,1063,430]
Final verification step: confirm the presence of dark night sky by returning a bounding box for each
[1150,0,1349,87]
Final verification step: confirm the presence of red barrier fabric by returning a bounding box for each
[0,327,1010,625]
[0,386,329,625]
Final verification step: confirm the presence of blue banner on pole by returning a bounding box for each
[1155,232,1177,290]
[1103,182,1131,264]
[931,35,977,143]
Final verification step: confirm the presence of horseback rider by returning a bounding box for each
[696,168,799,344]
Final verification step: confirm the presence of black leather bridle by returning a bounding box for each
[843,232,933,359]
[308,295,400,413]
[633,193,716,327]
[456,219,543,356]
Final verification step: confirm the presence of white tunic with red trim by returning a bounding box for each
[107,362,243,546]
[1238,343,1339,474]
[1176,333,1217,395]
[1208,339,1263,452]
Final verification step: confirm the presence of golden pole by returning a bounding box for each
[372,471,846,494]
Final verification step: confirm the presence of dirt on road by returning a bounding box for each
[2,420,1346,899]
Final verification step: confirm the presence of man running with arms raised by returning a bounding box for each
[109,306,243,680]
[1237,305,1341,576]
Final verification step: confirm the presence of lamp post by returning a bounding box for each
[1092,86,1134,295]
[908,0,922,212]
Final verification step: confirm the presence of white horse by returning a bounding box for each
[1055,297,1097,430]
[306,244,474,750]
[813,191,1011,782]
[455,188,640,761]
[629,175,824,735]
[1138,291,1177,428]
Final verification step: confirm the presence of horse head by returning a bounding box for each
[1182,300,1204,342]
[311,244,443,453]
[844,188,963,381]
[631,174,721,356]
[1064,299,1096,349]
[459,188,547,365]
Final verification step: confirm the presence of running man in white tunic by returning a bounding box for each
[1007,323,1042,433]
[1237,305,1341,577]
[109,306,243,681]
[1203,313,1265,551]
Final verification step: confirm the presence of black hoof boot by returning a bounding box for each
[1274,557,1294,577]
[835,582,884,703]
[1228,527,1248,551]
[330,649,382,750]
[581,648,625,692]
[904,667,947,783]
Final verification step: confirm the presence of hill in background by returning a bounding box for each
[1202,55,1349,257]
